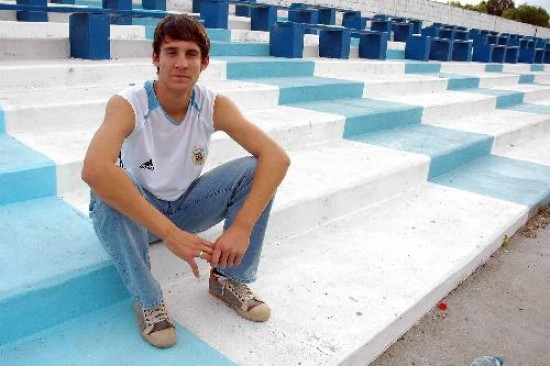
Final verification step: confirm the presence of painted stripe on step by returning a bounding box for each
[445,74,481,90]
[432,154,550,208]
[464,88,525,108]
[210,42,270,57]
[291,98,422,137]
[0,299,234,365]
[519,74,535,84]
[222,57,315,79]
[531,65,544,71]
[0,106,4,134]
[0,197,128,344]
[244,77,364,104]
[503,102,550,115]
[387,49,405,59]
[350,124,493,179]
[405,61,441,74]
[485,64,503,72]
[0,135,56,205]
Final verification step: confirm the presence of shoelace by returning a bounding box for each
[143,301,169,325]
[222,279,254,302]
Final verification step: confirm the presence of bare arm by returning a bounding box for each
[82,95,213,277]
[211,95,291,268]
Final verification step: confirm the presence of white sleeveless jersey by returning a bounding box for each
[118,80,216,201]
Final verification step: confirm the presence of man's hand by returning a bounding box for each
[210,225,251,269]
[163,228,215,279]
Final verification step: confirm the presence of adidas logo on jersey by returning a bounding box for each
[139,159,155,170]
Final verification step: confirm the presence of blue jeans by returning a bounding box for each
[89,157,273,309]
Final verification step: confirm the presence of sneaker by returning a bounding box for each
[133,299,177,348]
[209,269,271,322]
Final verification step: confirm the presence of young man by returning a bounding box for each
[82,14,290,348]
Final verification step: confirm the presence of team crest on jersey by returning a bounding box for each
[191,146,206,166]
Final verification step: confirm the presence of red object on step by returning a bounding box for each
[438,302,448,310]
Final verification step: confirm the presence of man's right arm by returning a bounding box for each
[82,95,213,277]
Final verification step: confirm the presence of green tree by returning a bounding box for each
[503,4,550,27]
[486,0,515,16]
[463,1,488,13]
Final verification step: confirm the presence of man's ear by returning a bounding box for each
[200,55,210,71]
[152,52,159,67]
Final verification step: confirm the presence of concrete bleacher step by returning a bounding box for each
[0,140,429,346]
[0,181,532,365]
[0,19,145,39]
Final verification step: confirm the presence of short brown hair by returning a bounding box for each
[153,14,210,60]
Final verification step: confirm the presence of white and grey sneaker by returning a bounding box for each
[209,269,271,322]
[133,299,176,348]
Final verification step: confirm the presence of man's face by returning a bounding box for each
[152,36,209,92]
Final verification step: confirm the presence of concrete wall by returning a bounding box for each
[226,0,550,38]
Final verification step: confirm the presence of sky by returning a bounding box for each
[434,0,550,12]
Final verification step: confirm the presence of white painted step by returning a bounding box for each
[439,62,488,74]
[62,141,429,284]
[372,89,497,123]
[1,79,279,134]
[13,105,346,194]
[425,106,550,153]
[0,20,146,39]
[164,182,528,365]
[312,58,410,77]
[494,125,550,166]
[0,58,226,89]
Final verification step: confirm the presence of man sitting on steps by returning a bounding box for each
[82,13,290,348]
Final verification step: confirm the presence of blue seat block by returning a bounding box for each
[103,0,132,25]
[16,0,47,22]
[409,19,422,34]
[288,8,318,24]
[342,11,363,30]
[358,31,388,59]
[519,47,535,64]
[497,35,509,46]
[250,4,277,31]
[421,26,439,38]
[235,0,255,17]
[429,38,452,61]
[317,7,335,25]
[534,48,544,63]
[69,13,110,60]
[452,40,472,61]
[505,47,519,63]
[192,0,201,12]
[50,0,75,4]
[473,44,493,63]
[438,28,454,40]
[454,29,469,40]
[373,13,388,20]
[142,0,165,10]
[392,22,413,42]
[200,0,229,29]
[319,27,351,59]
[370,20,391,33]
[543,50,550,64]
[269,21,305,58]
[289,2,308,9]
[405,34,430,61]
[491,45,506,63]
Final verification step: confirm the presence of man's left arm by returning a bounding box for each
[211,94,291,268]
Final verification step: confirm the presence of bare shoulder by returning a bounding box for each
[212,94,248,132]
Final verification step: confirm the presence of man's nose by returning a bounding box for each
[175,56,189,69]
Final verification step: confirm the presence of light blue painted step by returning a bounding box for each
[518,74,535,84]
[217,56,314,79]
[241,76,364,104]
[387,48,405,59]
[405,61,442,74]
[485,64,504,72]
[465,88,524,108]
[210,41,269,57]
[503,102,550,114]
[432,155,550,209]
[291,98,423,137]
[0,299,233,365]
[350,124,494,179]
[0,135,56,205]
[0,197,128,345]
[407,72,481,90]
